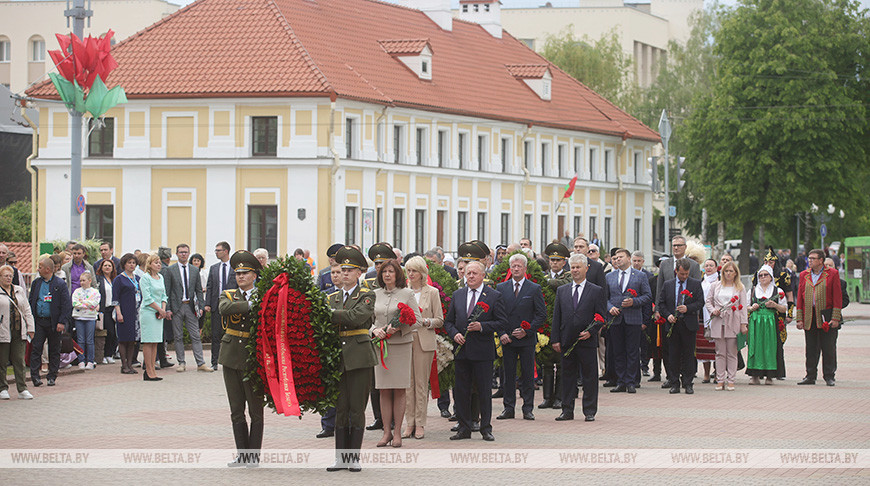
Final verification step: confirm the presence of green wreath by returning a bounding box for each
[426,258,458,391]
[488,251,559,366]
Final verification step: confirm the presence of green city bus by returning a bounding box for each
[843,236,870,304]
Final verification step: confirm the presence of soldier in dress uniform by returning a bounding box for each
[326,246,378,473]
[362,242,394,430]
[218,250,263,468]
[539,242,571,409]
[545,243,572,290]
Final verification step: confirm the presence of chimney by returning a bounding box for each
[458,0,502,38]
[402,0,452,31]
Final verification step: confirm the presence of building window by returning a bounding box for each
[345,117,356,158]
[501,137,511,173]
[574,145,583,177]
[523,214,532,240]
[477,213,486,241]
[376,207,383,242]
[85,205,113,244]
[421,60,429,74]
[0,38,10,62]
[589,147,598,180]
[377,121,385,161]
[477,134,487,171]
[438,129,448,168]
[521,38,535,50]
[540,142,550,176]
[252,116,277,156]
[604,216,612,250]
[393,124,404,163]
[500,213,510,244]
[88,118,114,157]
[393,208,404,250]
[29,36,45,62]
[457,211,467,245]
[634,218,641,251]
[458,132,468,169]
[248,205,278,257]
[573,215,581,238]
[415,209,425,253]
[540,215,548,251]
[589,216,597,239]
[558,144,567,177]
[523,140,533,174]
[345,207,357,245]
[416,127,427,165]
[633,151,641,183]
[604,149,613,182]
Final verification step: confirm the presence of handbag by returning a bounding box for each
[96,312,104,331]
[703,326,712,340]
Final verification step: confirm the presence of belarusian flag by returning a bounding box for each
[562,173,578,199]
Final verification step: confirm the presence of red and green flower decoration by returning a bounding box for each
[453,301,489,355]
[426,259,458,392]
[563,313,605,357]
[47,30,127,119]
[247,256,339,416]
[372,302,417,369]
[666,290,695,338]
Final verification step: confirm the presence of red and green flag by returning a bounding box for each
[562,173,578,199]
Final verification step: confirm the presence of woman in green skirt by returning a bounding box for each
[746,266,787,385]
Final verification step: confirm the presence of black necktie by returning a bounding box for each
[182,265,189,300]
[343,291,350,305]
[678,280,684,307]
[618,270,626,292]
[573,284,579,310]
[220,263,227,292]
[467,288,477,315]
[514,282,520,297]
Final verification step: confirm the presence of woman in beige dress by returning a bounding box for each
[371,259,422,448]
[402,256,443,440]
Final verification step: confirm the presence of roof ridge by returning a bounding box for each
[266,0,334,94]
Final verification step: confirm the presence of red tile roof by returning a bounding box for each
[379,39,431,55]
[505,64,550,79]
[28,0,659,142]
[1,242,34,274]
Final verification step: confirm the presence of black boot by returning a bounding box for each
[246,421,263,468]
[228,422,249,468]
[552,369,563,409]
[326,427,348,471]
[538,369,554,409]
[347,427,365,472]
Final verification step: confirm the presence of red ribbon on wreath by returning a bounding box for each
[262,273,301,417]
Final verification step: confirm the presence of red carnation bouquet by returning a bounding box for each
[667,289,695,338]
[564,313,605,357]
[372,302,418,369]
[626,288,638,298]
[454,301,489,355]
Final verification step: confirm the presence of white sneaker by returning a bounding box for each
[62,363,72,369]
[0,390,9,400]
[176,363,186,372]
[78,362,86,370]
[102,358,109,364]
[85,363,95,370]
[18,390,33,400]
[106,357,115,364]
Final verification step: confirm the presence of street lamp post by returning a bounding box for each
[658,109,671,254]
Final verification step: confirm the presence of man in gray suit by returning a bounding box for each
[164,243,211,372]
[654,235,700,387]
[204,241,237,370]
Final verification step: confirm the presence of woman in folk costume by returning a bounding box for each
[752,247,792,378]
[685,242,715,383]
[746,266,787,384]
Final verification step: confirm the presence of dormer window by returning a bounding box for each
[379,39,433,81]
[506,64,553,101]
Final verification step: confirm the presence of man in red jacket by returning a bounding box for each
[795,249,842,387]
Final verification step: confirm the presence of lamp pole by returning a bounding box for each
[64,0,92,240]
[658,109,671,254]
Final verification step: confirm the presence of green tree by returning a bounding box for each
[0,200,32,241]
[683,0,869,272]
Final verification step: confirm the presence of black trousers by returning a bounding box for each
[30,318,61,380]
[611,323,642,386]
[437,388,451,412]
[211,310,224,367]
[103,308,118,358]
[667,321,696,387]
[805,316,838,380]
[603,329,616,380]
[455,359,493,434]
[560,346,598,417]
[502,344,535,414]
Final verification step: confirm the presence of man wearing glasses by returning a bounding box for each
[654,236,701,389]
[795,249,843,386]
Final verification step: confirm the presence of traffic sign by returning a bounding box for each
[668,205,676,218]
[820,223,827,238]
[76,194,86,214]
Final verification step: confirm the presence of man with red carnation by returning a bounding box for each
[605,249,652,394]
[659,258,705,395]
[218,250,264,468]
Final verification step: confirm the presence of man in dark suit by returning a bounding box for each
[631,251,654,377]
[218,251,263,468]
[205,241,238,370]
[495,253,546,421]
[655,236,701,387]
[165,243,209,372]
[327,246,378,472]
[659,258,705,394]
[445,258,508,441]
[551,253,607,421]
[317,244,343,292]
[605,249,652,393]
[571,237,607,381]
[94,241,121,274]
[28,256,72,387]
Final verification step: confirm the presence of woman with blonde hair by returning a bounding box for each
[402,256,444,440]
[704,261,748,390]
[139,253,168,381]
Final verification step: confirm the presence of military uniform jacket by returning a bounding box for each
[329,286,378,372]
[218,288,257,370]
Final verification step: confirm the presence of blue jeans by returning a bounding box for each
[76,319,96,364]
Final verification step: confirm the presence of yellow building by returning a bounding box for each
[27,0,660,268]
